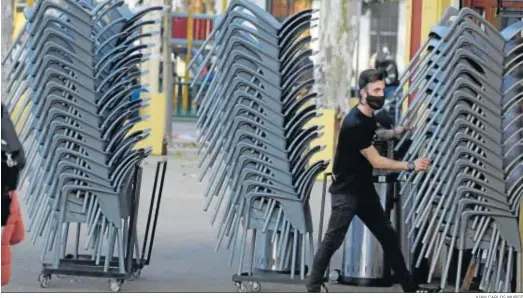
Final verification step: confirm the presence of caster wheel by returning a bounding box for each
[134,269,141,279]
[127,274,135,281]
[38,274,51,288]
[238,283,248,293]
[329,269,341,282]
[321,284,329,293]
[250,281,261,292]
[109,279,123,292]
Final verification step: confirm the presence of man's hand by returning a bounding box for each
[413,158,431,172]
[393,126,412,138]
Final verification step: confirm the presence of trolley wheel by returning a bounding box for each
[38,274,51,288]
[329,269,341,282]
[126,274,135,281]
[109,279,123,292]
[249,281,261,292]
[134,269,142,279]
[236,282,248,293]
[321,284,329,293]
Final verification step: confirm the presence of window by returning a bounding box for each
[369,1,399,60]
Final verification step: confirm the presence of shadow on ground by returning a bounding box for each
[4,153,437,293]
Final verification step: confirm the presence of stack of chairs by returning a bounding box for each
[391,7,522,293]
[2,0,163,291]
[191,0,328,289]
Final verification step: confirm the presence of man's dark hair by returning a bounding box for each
[358,69,384,90]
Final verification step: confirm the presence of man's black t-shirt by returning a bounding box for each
[329,107,377,195]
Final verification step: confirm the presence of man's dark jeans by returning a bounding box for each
[307,188,416,292]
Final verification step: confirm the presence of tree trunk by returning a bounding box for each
[1,0,14,103]
[314,0,358,144]
[315,0,358,117]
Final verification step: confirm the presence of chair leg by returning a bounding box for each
[516,252,522,293]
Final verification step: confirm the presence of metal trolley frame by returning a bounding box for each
[231,172,332,293]
[38,161,168,292]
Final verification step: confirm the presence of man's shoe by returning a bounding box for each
[306,286,321,293]
[415,287,443,293]
[306,284,328,293]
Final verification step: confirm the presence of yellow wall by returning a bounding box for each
[13,11,25,38]
[308,109,337,177]
[420,0,452,41]
[136,0,167,155]
[131,93,166,154]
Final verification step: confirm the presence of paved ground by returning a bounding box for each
[2,121,420,293]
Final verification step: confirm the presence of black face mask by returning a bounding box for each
[366,95,385,110]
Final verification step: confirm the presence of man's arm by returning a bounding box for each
[360,145,409,171]
[375,129,397,141]
[375,126,411,141]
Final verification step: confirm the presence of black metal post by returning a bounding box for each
[141,161,161,264]
[126,166,142,273]
[146,161,168,264]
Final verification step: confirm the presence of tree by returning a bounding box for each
[315,0,358,116]
[1,0,14,103]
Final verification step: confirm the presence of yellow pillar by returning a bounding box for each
[135,0,166,155]
[420,0,452,42]
[12,10,25,37]
[404,0,413,71]
[401,0,413,115]
[308,109,337,176]
[222,0,228,13]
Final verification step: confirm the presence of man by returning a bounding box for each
[306,69,439,293]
